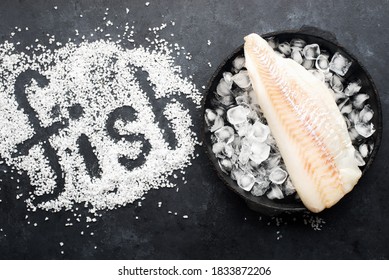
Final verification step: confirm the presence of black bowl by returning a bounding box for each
[202,27,383,215]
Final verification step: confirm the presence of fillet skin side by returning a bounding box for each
[244,33,361,213]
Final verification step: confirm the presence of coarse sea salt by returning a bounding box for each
[0,20,202,214]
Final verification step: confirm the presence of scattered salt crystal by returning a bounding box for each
[0,20,201,213]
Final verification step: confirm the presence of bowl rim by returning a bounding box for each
[201,28,383,214]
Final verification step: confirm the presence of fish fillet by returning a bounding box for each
[244,33,362,213]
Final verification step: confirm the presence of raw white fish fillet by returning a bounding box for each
[244,33,362,213]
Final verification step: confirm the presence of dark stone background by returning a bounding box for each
[0,0,388,259]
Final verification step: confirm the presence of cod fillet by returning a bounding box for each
[244,33,362,213]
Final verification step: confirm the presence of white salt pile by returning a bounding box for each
[0,15,201,213]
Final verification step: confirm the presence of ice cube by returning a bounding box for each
[315,54,329,72]
[302,58,314,70]
[215,107,225,116]
[344,81,362,97]
[216,78,232,97]
[290,38,306,48]
[291,49,303,64]
[269,167,288,184]
[223,144,234,158]
[215,93,234,106]
[249,142,271,165]
[239,143,251,165]
[354,149,365,166]
[235,94,250,105]
[230,167,243,181]
[348,109,360,125]
[227,105,250,125]
[359,104,374,123]
[303,44,320,60]
[219,158,233,173]
[320,49,331,60]
[251,181,270,196]
[237,173,255,191]
[283,178,296,195]
[231,86,245,98]
[232,55,245,71]
[235,122,251,137]
[329,52,352,76]
[232,70,251,89]
[330,74,344,92]
[247,106,260,122]
[223,72,233,86]
[353,93,369,109]
[267,185,284,200]
[340,103,352,115]
[369,141,375,155]
[210,115,224,132]
[355,122,375,138]
[265,154,281,170]
[215,126,235,143]
[212,142,225,156]
[205,109,217,126]
[359,143,369,158]
[278,42,291,56]
[248,121,270,143]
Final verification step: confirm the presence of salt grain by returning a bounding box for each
[0,21,201,213]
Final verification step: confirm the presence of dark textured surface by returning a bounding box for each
[0,0,388,260]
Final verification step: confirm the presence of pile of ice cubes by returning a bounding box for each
[205,37,376,200]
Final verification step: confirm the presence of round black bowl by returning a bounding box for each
[202,27,383,215]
